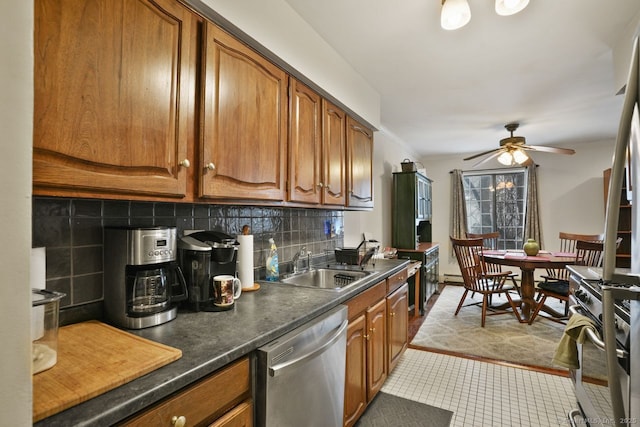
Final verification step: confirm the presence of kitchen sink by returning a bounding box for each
[280,268,372,291]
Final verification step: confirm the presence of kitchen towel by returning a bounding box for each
[552,313,598,369]
[236,234,254,289]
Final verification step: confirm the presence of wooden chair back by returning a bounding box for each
[574,237,621,268]
[466,231,500,249]
[545,232,604,281]
[451,237,498,293]
[575,239,605,267]
[466,231,511,277]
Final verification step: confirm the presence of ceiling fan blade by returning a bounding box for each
[521,144,575,155]
[464,148,501,161]
[473,150,503,168]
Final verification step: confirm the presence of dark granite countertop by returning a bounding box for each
[36,258,408,426]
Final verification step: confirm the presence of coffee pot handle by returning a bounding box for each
[169,263,188,303]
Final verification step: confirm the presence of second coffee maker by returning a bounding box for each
[178,231,239,311]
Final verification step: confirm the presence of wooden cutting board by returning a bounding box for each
[33,320,182,422]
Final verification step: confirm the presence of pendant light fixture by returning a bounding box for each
[495,0,530,16]
[440,0,471,31]
[441,0,529,31]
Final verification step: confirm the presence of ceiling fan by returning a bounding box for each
[464,123,576,168]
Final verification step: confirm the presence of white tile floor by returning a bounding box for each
[382,348,588,427]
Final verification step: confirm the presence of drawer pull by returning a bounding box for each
[171,415,186,427]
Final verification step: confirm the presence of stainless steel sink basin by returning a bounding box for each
[280,268,372,290]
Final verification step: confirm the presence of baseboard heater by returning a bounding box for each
[443,274,464,284]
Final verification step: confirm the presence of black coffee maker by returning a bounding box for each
[178,231,238,311]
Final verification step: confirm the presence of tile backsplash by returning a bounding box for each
[32,197,344,313]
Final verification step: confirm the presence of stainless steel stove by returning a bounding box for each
[567,266,640,427]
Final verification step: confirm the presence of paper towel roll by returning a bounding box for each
[236,235,254,289]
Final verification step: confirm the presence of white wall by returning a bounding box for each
[421,139,616,278]
[1,1,34,424]
[343,128,421,247]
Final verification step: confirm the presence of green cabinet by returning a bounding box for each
[392,171,432,249]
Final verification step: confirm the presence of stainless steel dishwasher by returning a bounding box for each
[256,305,348,427]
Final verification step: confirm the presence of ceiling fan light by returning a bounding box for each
[495,0,529,16]
[441,0,471,30]
[512,148,529,164]
[497,151,514,166]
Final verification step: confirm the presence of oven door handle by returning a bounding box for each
[568,305,627,359]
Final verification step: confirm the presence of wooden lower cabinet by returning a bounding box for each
[387,283,409,373]
[120,357,251,427]
[208,400,252,427]
[343,281,388,427]
[344,314,367,427]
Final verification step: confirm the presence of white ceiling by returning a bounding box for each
[283,0,640,163]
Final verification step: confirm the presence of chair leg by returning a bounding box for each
[528,294,547,325]
[455,289,469,316]
[510,276,521,296]
[505,292,522,323]
[481,295,488,327]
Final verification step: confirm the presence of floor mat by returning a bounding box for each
[355,392,453,427]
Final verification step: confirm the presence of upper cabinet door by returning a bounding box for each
[346,117,374,208]
[33,0,197,198]
[200,22,288,201]
[288,79,322,204]
[322,100,347,206]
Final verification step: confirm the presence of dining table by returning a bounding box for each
[481,249,577,323]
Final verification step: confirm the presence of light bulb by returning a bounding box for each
[512,148,529,164]
[441,0,471,30]
[497,151,514,166]
[495,0,529,16]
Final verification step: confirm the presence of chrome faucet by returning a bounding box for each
[292,247,307,273]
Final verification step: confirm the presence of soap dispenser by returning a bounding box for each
[265,238,279,281]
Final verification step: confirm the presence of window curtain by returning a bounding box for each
[450,169,467,256]
[523,164,543,248]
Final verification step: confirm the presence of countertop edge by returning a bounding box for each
[36,259,409,426]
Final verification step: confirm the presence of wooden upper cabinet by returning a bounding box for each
[322,100,347,206]
[200,22,288,201]
[33,0,198,198]
[287,81,346,206]
[346,117,374,208]
[288,79,322,204]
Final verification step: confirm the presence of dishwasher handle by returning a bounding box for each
[269,319,348,377]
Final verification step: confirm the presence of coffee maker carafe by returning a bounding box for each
[104,226,187,329]
[179,231,238,311]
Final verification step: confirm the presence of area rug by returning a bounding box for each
[355,392,453,427]
[411,285,607,379]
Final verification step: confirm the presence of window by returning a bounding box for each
[463,168,528,250]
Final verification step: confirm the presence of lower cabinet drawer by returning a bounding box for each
[209,400,253,427]
[386,268,407,294]
[121,357,250,427]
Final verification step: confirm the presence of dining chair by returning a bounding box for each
[466,231,521,296]
[529,239,609,324]
[541,231,604,284]
[450,237,522,327]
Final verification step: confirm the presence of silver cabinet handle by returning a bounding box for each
[179,159,190,168]
[205,162,216,171]
[317,183,324,189]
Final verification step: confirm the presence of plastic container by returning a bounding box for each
[265,238,279,281]
[32,289,65,374]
